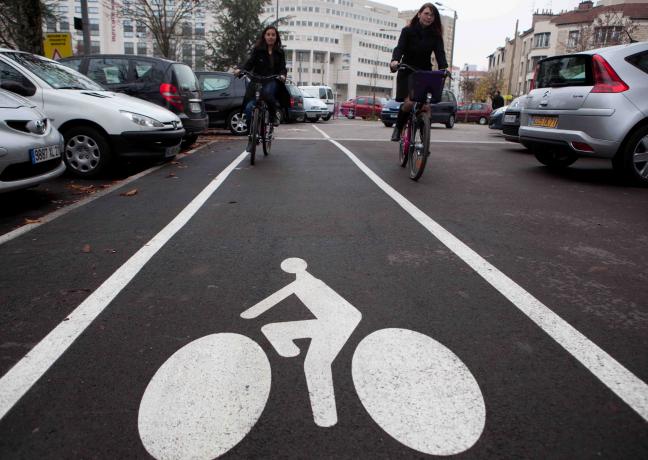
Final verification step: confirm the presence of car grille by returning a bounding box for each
[0,157,62,182]
[502,125,519,136]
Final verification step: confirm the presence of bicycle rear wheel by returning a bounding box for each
[262,109,273,156]
[398,118,411,167]
[408,113,430,181]
[249,107,260,165]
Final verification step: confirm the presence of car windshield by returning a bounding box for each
[301,88,318,97]
[2,52,104,90]
[172,64,198,91]
[535,55,591,88]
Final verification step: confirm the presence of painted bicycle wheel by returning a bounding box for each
[138,333,271,460]
[352,328,486,456]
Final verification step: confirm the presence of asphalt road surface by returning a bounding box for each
[1,120,647,459]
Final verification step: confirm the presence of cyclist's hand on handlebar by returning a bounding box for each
[233,68,242,77]
[278,75,286,82]
[389,60,399,73]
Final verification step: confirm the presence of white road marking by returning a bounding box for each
[274,137,510,144]
[138,333,271,460]
[312,124,648,422]
[0,150,249,421]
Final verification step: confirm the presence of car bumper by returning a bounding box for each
[0,157,65,193]
[519,126,620,158]
[286,108,305,122]
[179,114,209,135]
[110,128,185,158]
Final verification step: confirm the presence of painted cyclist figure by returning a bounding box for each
[389,3,448,142]
[235,26,290,152]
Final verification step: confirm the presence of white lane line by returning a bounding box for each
[274,136,509,144]
[312,124,648,422]
[0,144,214,247]
[0,150,249,421]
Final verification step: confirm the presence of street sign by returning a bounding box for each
[43,33,73,60]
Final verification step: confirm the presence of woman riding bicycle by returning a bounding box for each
[389,3,448,142]
[235,26,289,152]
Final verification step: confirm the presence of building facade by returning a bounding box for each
[488,0,648,97]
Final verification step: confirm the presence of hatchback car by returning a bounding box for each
[457,102,492,125]
[298,85,334,120]
[0,49,184,178]
[301,90,328,122]
[196,71,247,135]
[60,54,207,148]
[488,105,508,130]
[340,96,385,119]
[520,41,648,185]
[380,90,458,129]
[0,89,65,192]
[284,82,305,123]
[502,96,526,143]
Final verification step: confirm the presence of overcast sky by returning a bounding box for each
[376,0,587,69]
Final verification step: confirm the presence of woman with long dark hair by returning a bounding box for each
[235,26,289,152]
[389,3,448,141]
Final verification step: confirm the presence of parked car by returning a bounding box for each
[0,89,65,192]
[195,71,247,135]
[380,89,458,128]
[520,41,648,185]
[301,89,328,122]
[59,54,207,148]
[298,85,334,120]
[283,82,305,123]
[456,102,492,125]
[488,105,508,130]
[502,96,525,143]
[0,49,184,177]
[340,96,386,119]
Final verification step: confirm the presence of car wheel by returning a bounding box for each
[321,114,331,121]
[181,134,198,149]
[445,115,455,129]
[533,149,578,169]
[383,122,393,128]
[478,117,487,125]
[227,110,248,136]
[347,110,355,119]
[63,126,111,178]
[275,110,283,125]
[615,125,648,186]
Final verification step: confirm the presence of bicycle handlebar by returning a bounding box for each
[237,70,284,82]
[393,63,453,80]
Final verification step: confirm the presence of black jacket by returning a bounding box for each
[241,46,290,109]
[391,23,448,71]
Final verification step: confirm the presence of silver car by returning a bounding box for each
[520,41,648,185]
[0,89,65,193]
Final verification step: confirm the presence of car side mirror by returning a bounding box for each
[0,80,35,97]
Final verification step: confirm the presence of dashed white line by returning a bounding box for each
[312,124,648,422]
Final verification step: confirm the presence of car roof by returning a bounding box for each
[59,53,180,64]
[543,40,648,61]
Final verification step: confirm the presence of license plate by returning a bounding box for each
[165,144,181,157]
[529,116,558,128]
[30,145,61,164]
[504,114,517,123]
[190,102,202,113]
[390,113,397,118]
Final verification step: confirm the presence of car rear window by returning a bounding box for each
[535,55,591,88]
[201,75,231,91]
[626,51,648,75]
[172,64,198,91]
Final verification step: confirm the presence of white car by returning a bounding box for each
[0,89,65,193]
[300,90,329,122]
[299,85,334,120]
[0,49,185,177]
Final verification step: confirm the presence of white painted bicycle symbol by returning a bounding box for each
[138,258,486,459]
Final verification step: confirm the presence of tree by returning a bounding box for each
[563,7,638,53]
[118,0,205,60]
[459,78,476,103]
[0,0,56,55]
[206,0,269,70]
[474,71,503,103]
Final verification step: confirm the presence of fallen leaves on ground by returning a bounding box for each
[82,244,91,253]
[24,218,41,224]
[120,189,138,197]
[66,184,97,195]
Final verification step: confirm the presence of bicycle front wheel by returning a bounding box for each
[138,333,271,460]
[249,107,260,165]
[398,118,411,167]
[408,113,431,181]
[262,109,273,156]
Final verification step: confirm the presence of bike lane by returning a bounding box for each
[0,135,646,458]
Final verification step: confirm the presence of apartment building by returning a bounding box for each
[488,0,648,97]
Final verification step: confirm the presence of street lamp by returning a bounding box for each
[435,2,457,79]
[276,0,279,23]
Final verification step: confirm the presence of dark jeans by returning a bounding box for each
[245,80,278,127]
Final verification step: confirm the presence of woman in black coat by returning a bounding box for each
[389,3,448,141]
[235,26,289,151]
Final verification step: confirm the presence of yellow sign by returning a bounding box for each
[43,33,73,60]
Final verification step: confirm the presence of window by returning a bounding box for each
[137,43,148,55]
[567,30,580,48]
[124,42,134,55]
[88,58,130,85]
[182,44,193,66]
[594,26,623,46]
[533,32,550,49]
[535,55,591,89]
[201,75,231,92]
[133,60,163,82]
[0,60,36,96]
[60,58,82,71]
[626,51,648,75]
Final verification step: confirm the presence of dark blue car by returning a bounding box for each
[380,89,458,129]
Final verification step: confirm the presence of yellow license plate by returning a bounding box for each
[530,116,558,128]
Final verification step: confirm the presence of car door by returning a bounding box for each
[354,97,366,117]
[199,73,238,125]
[130,58,166,106]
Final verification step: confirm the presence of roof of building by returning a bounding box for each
[551,3,648,26]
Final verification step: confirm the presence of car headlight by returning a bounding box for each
[120,111,165,128]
